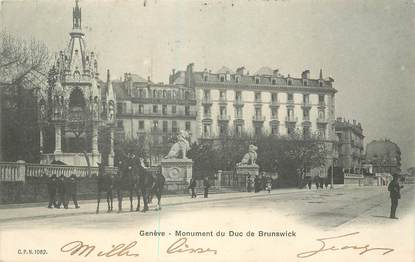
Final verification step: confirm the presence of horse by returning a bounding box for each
[150,170,166,210]
[136,162,154,212]
[96,166,115,214]
[114,160,140,212]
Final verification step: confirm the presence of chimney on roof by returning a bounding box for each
[301,70,310,79]
[236,66,246,75]
[273,69,279,76]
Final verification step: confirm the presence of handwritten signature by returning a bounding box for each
[60,240,140,257]
[167,237,218,255]
[297,232,394,258]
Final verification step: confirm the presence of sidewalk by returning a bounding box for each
[0,186,344,222]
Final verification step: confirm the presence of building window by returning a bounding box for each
[254,125,262,136]
[255,92,261,102]
[319,94,325,104]
[203,105,211,116]
[138,104,144,114]
[220,75,225,82]
[153,121,158,129]
[219,124,228,136]
[287,108,294,118]
[185,121,191,131]
[162,105,167,115]
[235,124,243,136]
[139,121,144,129]
[153,105,158,113]
[117,103,123,113]
[271,108,278,119]
[172,121,178,133]
[235,91,242,102]
[288,79,292,85]
[203,124,211,137]
[271,125,279,135]
[220,106,227,117]
[162,121,168,133]
[303,94,309,104]
[272,79,276,85]
[172,105,176,114]
[255,108,262,118]
[219,90,226,100]
[287,93,294,102]
[271,93,278,102]
[303,126,310,138]
[236,107,243,119]
[185,106,190,116]
[303,109,310,120]
[255,78,260,84]
[204,90,210,99]
[287,126,295,135]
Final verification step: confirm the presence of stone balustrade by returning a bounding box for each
[0,161,118,183]
[0,161,25,182]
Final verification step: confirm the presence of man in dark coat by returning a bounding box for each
[203,177,210,198]
[56,174,67,208]
[188,178,197,198]
[66,174,80,208]
[388,174,403,219]
[47,174,58,208]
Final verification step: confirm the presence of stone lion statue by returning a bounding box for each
[164,130,190,159]
[237,144,258,166]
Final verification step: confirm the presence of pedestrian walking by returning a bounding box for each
[324,177,329,189]
[203,177,210,198]
[314,176,319,189]
[66,174,80,208]
[265,176,272,193]
[188,178,197,198]
[56,174,67,209]
[47,174,58,208]
[388,174,403,219]
[247,175,252,192]
[254,175,261,193]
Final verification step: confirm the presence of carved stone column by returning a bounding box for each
[92,124,98,154]
[54,124,62,154]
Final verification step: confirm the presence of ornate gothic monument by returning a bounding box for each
[38,0,116,167]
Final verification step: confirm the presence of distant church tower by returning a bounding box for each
[39,0,116,167]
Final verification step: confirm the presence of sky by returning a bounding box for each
[1,0,414,169]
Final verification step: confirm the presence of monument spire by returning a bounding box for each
[73,0,82,30]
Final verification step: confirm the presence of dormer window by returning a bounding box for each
[220,75,225,82]
[288,79,292,85]
[272,79,276,85]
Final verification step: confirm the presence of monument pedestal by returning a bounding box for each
[161,158,193,192]
[236,164,259,177]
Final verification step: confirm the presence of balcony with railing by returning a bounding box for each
[233,99,244,107]
[252,115,266,122]
[217,115,231,122]
[285,116,298,123]
[202,97,212,105]
[317,116,329,124]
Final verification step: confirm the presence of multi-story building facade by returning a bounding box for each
[171,63,337,141]
[334,118,364,172]
[114,73,197,164]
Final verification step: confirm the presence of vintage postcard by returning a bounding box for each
[0,0,414,261]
